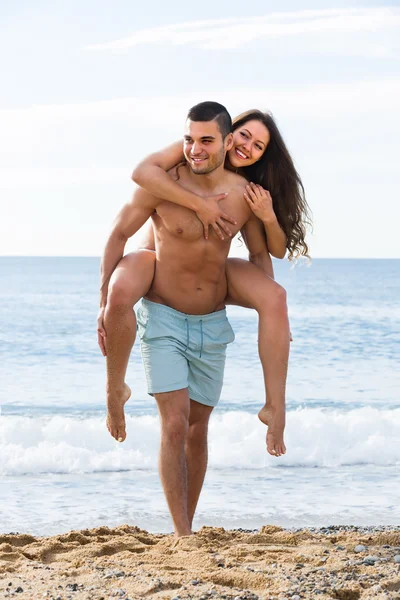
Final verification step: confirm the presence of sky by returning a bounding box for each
[1,1,399,258]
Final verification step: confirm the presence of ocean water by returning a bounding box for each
[1,257,399,535]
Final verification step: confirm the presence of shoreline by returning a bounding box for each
[1,525,399,599]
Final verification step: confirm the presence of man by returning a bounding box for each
[98,102,286,536]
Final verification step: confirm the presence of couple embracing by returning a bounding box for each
[98,101,311,536]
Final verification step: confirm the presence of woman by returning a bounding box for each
[102,110,311,457]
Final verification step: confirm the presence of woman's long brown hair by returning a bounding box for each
[232,110,312,261]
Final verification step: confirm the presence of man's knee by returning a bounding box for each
[162,413,189,445]
[187,420,209,446]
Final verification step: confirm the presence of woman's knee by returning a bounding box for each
[107,277,134,307]
[270,282,287,304]
[243,275,287,314]
[108,250,156,306]
[258,282,287,315]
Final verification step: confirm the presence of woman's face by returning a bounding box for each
[228,119,270,168]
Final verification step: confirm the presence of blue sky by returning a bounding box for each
[1,1,399,257]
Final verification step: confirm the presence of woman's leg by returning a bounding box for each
[226,258,289,457]
[105,249,156,442]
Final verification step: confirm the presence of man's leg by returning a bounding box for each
[105,250,156,442]
[226,258,289,457]
[185,400,214,528]
[155,388,192,537]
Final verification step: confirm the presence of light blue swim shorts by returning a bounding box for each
[137,298,235,407]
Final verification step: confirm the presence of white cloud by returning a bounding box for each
[2,77,399,133]
[0,167,129,188]
[1,78,399,257]
[85,8,400,56]
[0,78,399,192]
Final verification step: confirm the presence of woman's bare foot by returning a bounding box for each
[258,404,286,457]
[106,383,131,442]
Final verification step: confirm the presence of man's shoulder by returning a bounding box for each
[167,162,187,183]
[224,169,247,191]
[222,171,247,201]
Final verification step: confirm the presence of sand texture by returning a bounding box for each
[1,525,400,599]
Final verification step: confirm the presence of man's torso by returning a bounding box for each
[146,165,251,315]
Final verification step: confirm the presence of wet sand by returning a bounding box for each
[1,525,400,599]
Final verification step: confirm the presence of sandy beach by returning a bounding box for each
[1,525,399,599]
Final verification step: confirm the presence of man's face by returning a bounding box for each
[183,119,232,175]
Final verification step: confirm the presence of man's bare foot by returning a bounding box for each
[106,383,131,442]
[174,528,193,538]
[258,404,286,457]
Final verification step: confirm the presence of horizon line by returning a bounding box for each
[1,256,399,260]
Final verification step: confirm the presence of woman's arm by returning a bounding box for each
[244,183,287,259]
[132,141,236,240]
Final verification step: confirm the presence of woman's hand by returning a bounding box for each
[244,183,276,224]
[196,193,237,240]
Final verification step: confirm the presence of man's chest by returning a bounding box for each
[153,202,204,241]
[153,195,250,242]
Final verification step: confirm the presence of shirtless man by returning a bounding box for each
[99,102,286,535]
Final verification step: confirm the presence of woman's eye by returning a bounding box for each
[240,131,247,138]
[255,144,262,150]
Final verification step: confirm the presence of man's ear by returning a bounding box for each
[225,133,233,151]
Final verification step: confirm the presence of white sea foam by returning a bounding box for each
[1,407,399,475]
[228,303,400,321]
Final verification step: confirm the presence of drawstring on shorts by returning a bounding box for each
[199,320,203,358]
[184,317,204,358]
[185,318,189,351]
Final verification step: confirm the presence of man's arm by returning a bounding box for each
[132,141,235,240]
[240,215,275,279]
[100,188,158,308]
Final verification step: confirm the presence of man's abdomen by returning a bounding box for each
[146,259,228,315]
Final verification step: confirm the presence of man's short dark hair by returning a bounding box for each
[187,101,232,139]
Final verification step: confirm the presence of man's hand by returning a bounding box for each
[196,193,237,241]
[97,307,107,357]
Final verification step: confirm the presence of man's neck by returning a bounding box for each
[185,163,226,192]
